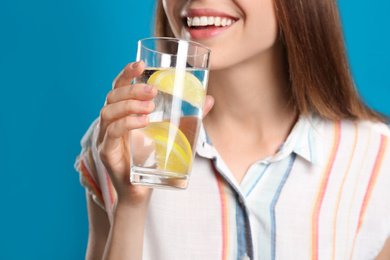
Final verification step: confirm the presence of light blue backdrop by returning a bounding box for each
[0,0,388,259]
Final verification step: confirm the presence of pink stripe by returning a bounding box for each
[349,135,387,259]
[332,123,358,259]
[342,128,371,259]
[80,159,104,205]
[104,168,116,207]
[87,148,98,180]
[311,121,341,260]
[212,162,229,260]
[357,135,387,229]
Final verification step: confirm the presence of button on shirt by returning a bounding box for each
[75,114,390,259]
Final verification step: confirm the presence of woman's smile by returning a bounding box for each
[181,8,238,40]
[164,0,279,70]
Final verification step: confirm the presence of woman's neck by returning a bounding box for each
[202,42,298,184]
[204,41,295,137]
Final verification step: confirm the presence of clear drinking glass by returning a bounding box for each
[130,37,211,190]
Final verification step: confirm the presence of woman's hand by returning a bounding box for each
[93,61,214,260]
[96,60,156,208]
[95,60,215,208]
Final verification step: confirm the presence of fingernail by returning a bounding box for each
[137,116,147,122]
[132,61,141,68]
[140,101,150,107]
[144,84,153,93]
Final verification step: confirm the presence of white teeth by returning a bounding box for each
[214,17,221,26]
[200,16,208,26]
[192,17,200,26]
[207,16,214,25]
[187,16,235,27]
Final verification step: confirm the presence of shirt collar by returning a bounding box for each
[196,113,325,167]
[196,124,215,159]
[269,113,324,167]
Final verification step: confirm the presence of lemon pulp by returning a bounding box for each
[147,69,205,108]
[142,122,192,175]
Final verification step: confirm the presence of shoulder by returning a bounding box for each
[307,115,390,258]
[308,114,390,166]
[310,114,390,140]
[357,119,390,137]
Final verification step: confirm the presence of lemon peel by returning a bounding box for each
[142,122,192,175]
[147,69,205,108]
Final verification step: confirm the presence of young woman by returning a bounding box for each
[75,0,390,259]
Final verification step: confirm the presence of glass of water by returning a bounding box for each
[130,37,211,190]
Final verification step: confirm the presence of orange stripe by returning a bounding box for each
[213,163,229,260]
[349,135,388,259]
[342,128,371,259]
[311,121,341,260]
[331,123,358,259]
[87,148,98,181]
[80,159,105,205]
[104,168,116,207]
[109,180,116,205]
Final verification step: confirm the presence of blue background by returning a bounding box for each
[0,0,388,259]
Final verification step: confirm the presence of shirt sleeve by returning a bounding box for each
[74,119,117,221]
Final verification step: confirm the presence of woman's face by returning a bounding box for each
[162,0,280,70]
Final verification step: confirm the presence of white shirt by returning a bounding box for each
[75,114,390,259]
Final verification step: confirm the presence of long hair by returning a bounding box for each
[154,0,386,122]
[155,1,174,38]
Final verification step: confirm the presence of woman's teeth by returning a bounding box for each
[187,16,235,27]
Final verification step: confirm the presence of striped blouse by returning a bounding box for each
[75,114,390,260]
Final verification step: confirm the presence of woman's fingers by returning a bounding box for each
[112,61,145,90]
[97,99,155,145]
[99,99,154,137]
[98,93,213,145]
[103,100,155,122]
[99,115,150,162]
[106,83,156,105]
[97,82,157,146]
[98,61,214,167]
[203,95,215,119]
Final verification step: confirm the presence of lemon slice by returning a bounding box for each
[147,69,205,108]
[142,122,192,175]
[154,136,189,174]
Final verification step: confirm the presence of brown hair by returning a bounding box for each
[154,0,386,122]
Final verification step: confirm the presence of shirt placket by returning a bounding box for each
[211,158,254,260]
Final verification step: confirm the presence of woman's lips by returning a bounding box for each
[182,8,238,20]
[185,25,234,40]
[182,9,238,40]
